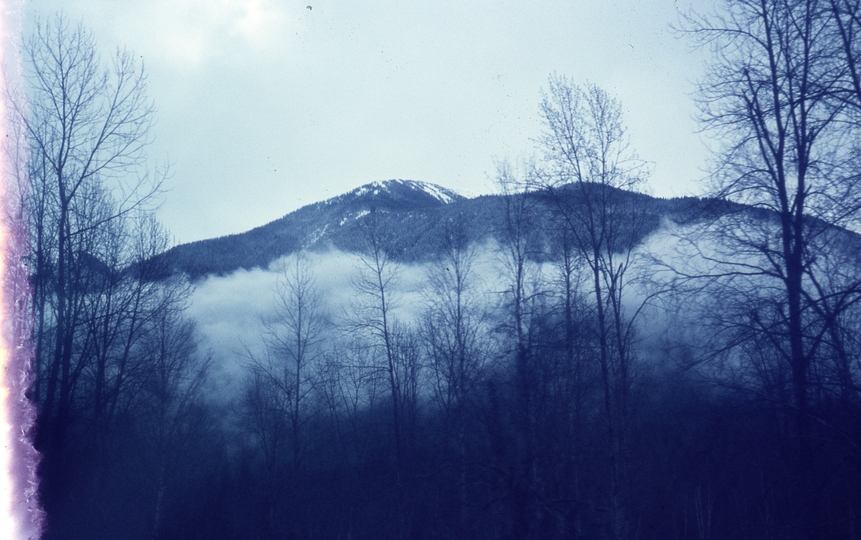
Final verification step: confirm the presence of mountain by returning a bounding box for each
[152,179,722,281]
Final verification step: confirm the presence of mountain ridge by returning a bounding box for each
[153,179,719,281]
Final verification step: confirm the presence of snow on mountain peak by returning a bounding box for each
[350,179,462,205]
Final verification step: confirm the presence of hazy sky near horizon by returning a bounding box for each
[21,0,714,244]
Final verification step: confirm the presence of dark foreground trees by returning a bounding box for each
[17,15,215,539]
[678,0,861,536]
[535,78,652,540]
[238,255,327,538]
[22,13,164,450]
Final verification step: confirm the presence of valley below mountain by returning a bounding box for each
[169,179,722,386]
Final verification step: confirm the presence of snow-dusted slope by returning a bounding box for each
[324,179,465,208]
[152,180,721,280]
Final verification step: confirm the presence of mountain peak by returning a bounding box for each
[338,179,464,208]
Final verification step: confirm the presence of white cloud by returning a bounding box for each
[153,0,291,66]
[36,0,294,68]
[184,224,712,398]
[186,247,508,392]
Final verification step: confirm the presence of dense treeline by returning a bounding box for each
[14,15,215,539]
[117,198,861,540]
[17,2,861,540]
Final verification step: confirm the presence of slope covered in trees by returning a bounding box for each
[153,178,719,280]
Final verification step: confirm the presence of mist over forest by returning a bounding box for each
[16,4,861,540]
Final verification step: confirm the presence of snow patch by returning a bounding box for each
[411,180,457,204]
[348,179,461,204]
[304,223,329,247]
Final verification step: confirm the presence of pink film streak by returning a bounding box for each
[0,1,45,538]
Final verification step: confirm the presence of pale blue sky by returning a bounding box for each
[21,0,713,244]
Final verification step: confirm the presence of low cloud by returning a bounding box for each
[187,246,509,395]
[186,237,692,399]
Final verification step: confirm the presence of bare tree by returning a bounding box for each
[681,0,861,534]
[19,14,164,453]
[493,163,550,540]
[684,0,861,412]
[425,219,489,421]
[138,308,210,540]
[317,337,386,470]
[536,76,651,540]
[260,255,327,471]
[423,217,493,538]
[349,208,413,538]
[81,213,189,430]
[237,256,328,537]
[828,0,861,116]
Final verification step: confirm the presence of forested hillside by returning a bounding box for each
[152,179,717,280]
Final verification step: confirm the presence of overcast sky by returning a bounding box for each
[21,0,713,244]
